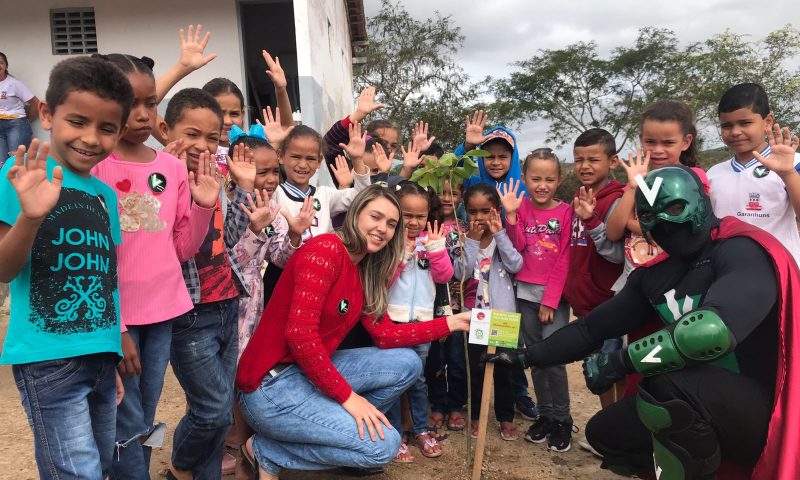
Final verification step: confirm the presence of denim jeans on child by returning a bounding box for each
[428,331,467,414]
[386,342,431,434]
[111,320,174,480]
[13,353,118,480]
[0,117,32,158]
[239,347,421,476]
[518,299,571,421]
[170,298,238,479]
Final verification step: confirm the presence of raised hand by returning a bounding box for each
[282,195,316,236]
[339,122,368,161]
[258,106,294,147]
[466,220,486,241]
[465,110,489,148]
[372,143,392,173]
[423,220,445,244]
[352,86,385,123]
[227,143,256,191]
[572,186,596,220]
[188,151,221,208]
[331,155,354,188]
[497,178,525,217]
[163,138,188,158]
[487,208,504,234]
[620,149,650,189]
[411,121,436,152]
[401,141,423,170]
[8,140,62,221]
[753,123,800,178]
[240,188,280,234]
[262,50,287,89]
[178,24,217,71]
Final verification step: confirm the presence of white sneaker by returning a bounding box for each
[577,436,603,458]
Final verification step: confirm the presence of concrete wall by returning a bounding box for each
[294,0,355,132]
[0,0,356,143]
[0,0,244,139]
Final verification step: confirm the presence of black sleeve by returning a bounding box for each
[701,237,777,343]
[527,271,656,367]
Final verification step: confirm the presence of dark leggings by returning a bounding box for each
[468,343,514,422]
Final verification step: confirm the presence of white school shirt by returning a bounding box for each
[707,146,800,262]
[274,171,370,240]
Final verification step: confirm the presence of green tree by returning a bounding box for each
[494,25,800,151]
[355,0,485,149]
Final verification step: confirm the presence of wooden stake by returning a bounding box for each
[471,345,495,480]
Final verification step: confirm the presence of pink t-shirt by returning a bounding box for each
[507,200,573,309]
[92,150,214,328]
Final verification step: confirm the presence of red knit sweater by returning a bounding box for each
[236,234,452,402]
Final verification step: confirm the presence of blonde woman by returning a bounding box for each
[234,185,471,479]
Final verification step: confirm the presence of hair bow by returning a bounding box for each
[228,124,267,144]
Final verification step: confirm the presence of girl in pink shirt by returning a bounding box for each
[502,149,575,453]
[91,54,220,478]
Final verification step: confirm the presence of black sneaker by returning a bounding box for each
[547,418,577,453]
[524,416,552,444]
[515,396,540,421]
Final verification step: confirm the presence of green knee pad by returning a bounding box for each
[636,388,720,480]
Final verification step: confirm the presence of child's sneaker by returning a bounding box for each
[547,418,577,453]
[515,396,540,421]
[524,416,552,443]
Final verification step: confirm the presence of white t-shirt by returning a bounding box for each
[707,146,800,262]
[0,76,34,118]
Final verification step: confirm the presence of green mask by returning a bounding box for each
[635,166,708,236]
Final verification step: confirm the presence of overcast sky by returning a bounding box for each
[363,0,797,158]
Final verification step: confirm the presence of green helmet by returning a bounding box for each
[635,166,709,236]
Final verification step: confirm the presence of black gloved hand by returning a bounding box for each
[481,347,529,370]
[583,350,629,395]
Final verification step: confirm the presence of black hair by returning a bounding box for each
[523,148,561,179]
[718,83,770,118]
[164,88,223,128]
[45,57,134,127]
[279,124,325,157]
[422,141,445,158]
[574,128,617,158]
[92,53,154,78]
[0,51,9,76]
[230,134,273,153]
[202,78,245,109]
[463,183,501,211]
[641,99,698,167]
[366,136,389,152]
[395,180,443,225]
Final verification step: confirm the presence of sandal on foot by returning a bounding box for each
[237,439,258,479]
[470,421,479,439]
[500,421,519,441]
[393,443,415,463]
[221,451,237,476]
[428,412,445,430]
[447,412,466,431]
[416,431,444,458]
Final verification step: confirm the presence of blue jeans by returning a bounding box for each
[13,353,118,480]
[170,298,238,479]
[239,347,421,476]
[0,117,32,157]
[112,320,174,479]
[386,342,430,434]
[428,332,467,414]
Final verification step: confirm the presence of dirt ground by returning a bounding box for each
[0,311,624,480]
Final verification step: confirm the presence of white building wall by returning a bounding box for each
[0,0,244,139]
[294,0,355,132]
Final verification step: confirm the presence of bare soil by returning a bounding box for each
[0,312,624,480]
